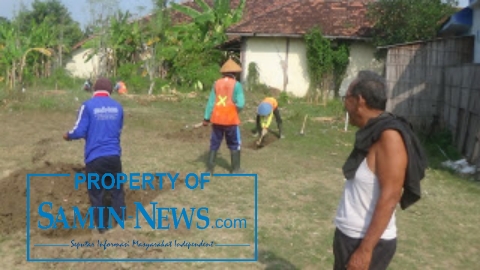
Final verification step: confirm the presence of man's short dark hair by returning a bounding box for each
[350,70,387,110]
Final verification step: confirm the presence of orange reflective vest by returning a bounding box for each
[117,81,128,95]
[263,97,278,110]
[210,77,240,126]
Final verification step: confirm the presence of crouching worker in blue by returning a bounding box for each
[254,97,284,141]
[63,77,126,234]
[203,58,246,174]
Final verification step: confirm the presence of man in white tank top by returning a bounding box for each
[333,70,427,270]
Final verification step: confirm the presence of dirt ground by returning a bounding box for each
[164,125,213,142]
[0,159,186,239]
[0,133,188,243]
[246,134,279,150]
[1,97,479,270]
[163,125,279,150]
[164,126,278,150]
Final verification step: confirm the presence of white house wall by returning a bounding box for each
[65,48,100,78]
[242,37,287,93]
[286,38,310,97]
[242,37,310,97]
[338,42,385,97]
[242,37,384,98]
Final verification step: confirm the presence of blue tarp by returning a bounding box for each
[438,7,473,36]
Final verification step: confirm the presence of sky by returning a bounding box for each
[0,0,176,30]
[0,0,471,30]
[457,0,470,8]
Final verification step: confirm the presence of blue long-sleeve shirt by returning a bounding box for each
[204,80,245,121]
[67,92,124,164]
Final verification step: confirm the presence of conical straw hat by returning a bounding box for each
[220,58,242,73]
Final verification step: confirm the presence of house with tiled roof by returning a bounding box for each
[65,0,288,79]
[223,0,384,97]
[65,0,384,97]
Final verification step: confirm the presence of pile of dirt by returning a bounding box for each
[0,161,184,238]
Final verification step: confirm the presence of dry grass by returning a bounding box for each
[0,89,479,269]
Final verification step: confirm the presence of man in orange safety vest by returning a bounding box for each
[202,58,246,174]
[114,80,128,95]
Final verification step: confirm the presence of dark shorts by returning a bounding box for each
[333,228,397,270]
[85,155,126,229]
[210,124,241,151]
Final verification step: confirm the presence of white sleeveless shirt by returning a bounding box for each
[334,158,397,240]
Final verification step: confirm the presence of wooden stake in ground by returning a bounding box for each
[344,112,349,132]
[299,114,308,136]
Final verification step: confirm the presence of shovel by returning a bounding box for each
[256,135,265,146]
[184,122,204,130]
[193,122,204,128]
[256,129,267,146]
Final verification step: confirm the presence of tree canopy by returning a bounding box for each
[366,0,459,47]
[14,0,84,48]
[0,0,246,93]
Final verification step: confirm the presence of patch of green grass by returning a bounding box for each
[422,129,464,168]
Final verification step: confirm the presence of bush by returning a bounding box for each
[27,69,79,91]
[246,62,260,91]
[278,91,289,106]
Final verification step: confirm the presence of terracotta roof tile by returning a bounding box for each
[227,0,375,38]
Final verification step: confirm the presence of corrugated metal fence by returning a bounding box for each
[443,64,480,162]
[383,36,480,162]
[384,36,474,130]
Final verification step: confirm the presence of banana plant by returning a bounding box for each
[0,22,53,90]
[0,40,5,83]
[18,48,53,84]
[170,0,246,46]
[83,10,144,78]
[163,0,245,88]
[24,19,58,78]
[0,23,24,90]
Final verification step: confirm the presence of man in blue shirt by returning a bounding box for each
[63,77,126,234]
